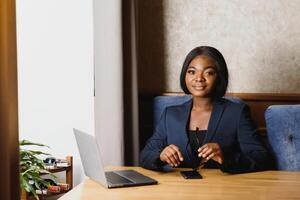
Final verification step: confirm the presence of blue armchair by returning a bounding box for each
[265,105,300,171]
[153,95,192,126]
[153,95,243,126]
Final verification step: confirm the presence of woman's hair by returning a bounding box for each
[180,46,228,99]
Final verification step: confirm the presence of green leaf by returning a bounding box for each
[19,139,57,200]
[20,175,29,191]
[28,150,51,156]
[20,160,30,165]
[21,176,38,199]
[20,139,50,148]
[40,170,58,179]
[21,150,45,159]
[37,178,51,187]
[34,180,41,191]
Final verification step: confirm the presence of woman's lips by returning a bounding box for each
[192,85,206,90]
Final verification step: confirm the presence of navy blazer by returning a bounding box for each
[140,98,270,173]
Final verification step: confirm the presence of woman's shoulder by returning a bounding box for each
[217,98,250,122]
[220,97,247,111]
[163,97,248,114]
[164,98,192,113]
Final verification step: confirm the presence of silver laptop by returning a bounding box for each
[73,128,158,188]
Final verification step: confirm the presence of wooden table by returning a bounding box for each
[59,166,300,200]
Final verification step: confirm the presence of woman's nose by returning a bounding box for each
[195,72,205,82]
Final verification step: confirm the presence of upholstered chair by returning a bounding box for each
[153,95,243,125]
[265,105,300,171]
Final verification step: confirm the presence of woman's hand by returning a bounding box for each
[198,143,224,164]
[160,144,184,167]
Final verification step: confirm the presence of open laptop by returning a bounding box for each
[73,128,158,188]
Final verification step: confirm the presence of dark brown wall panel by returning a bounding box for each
[0,0,19,199]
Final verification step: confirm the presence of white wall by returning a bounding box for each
[94,0,124,166]
[16,0,94,185]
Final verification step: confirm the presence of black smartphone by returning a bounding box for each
[180,170,203,179]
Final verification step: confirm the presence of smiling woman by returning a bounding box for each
[140,46,271,173]
[185,56,217,99]
[180,46,228,101]
[0,0,19,199]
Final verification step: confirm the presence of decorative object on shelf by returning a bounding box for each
[43,157,71,169]
[19,140,56,200]
[55,158,71,167]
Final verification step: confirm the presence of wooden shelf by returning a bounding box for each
[23,189,71,200]
[42,166,71,174]
[37,188,71,199]
[21,156,73,200]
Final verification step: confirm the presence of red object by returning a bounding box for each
[58,183,70,191]
[48,185,60,193]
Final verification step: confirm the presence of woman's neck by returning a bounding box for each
[192,96,212,111]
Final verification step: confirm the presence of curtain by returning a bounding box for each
[122,0,139,165]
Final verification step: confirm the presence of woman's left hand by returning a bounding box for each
[198,143,224,164]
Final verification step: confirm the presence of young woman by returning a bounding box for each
[140,46,270,173]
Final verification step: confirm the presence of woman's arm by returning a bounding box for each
[220,105,270,173]
[139,109,168,170]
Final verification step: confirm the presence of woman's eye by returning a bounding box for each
[187,70,195,75]
[205,70,216,76]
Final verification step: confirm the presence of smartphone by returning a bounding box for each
[180,170,203,179]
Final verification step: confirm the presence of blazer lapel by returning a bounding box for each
[177,99,192,146]
[174,99,198,165]
[204,100,226,143]
[175,99,226,167]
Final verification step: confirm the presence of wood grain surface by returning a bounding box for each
[59,166,300,200]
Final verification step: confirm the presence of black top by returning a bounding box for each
[188,128,207,156]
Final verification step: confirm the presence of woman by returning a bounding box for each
[140,46,270,173]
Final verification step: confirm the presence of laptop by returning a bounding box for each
[73,128,158,188]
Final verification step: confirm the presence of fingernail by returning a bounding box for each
[180,158,183,161]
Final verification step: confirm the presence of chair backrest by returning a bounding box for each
[153,95,243,127]
[265,105,300,171]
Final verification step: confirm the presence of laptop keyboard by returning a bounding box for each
[105,171,133,184]
[115,170,152,183]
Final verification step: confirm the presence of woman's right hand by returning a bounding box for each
[159,144,184,167]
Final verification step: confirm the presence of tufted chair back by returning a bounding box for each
[153,95,243,129]
[265,105,300,171]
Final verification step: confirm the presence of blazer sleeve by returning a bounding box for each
[139,108,169,170]
[220,105,270,173]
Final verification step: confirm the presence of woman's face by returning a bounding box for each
[185,55,217,98]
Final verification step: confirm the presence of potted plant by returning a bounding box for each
[20,140,56,200]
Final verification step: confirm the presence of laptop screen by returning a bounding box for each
[73,128,108,187]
